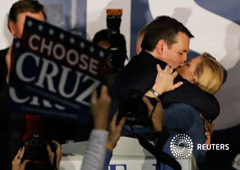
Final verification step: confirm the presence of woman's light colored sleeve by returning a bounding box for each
[81,129,109,170]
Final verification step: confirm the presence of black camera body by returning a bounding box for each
[117,88,150,126]
[23,135,56,163]
[106,9,127,72]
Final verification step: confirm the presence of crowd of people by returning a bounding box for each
[0,0,225,170]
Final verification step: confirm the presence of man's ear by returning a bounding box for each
[136,43,141,55]
[8,21,16,36]
[156,39,166,55]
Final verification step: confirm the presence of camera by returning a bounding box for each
[117,88,150,126]
[106,9,127,72]
[22,134,56,169]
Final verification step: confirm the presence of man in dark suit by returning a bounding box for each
[0,1,46,169]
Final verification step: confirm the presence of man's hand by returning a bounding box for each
[107,113,126,150]
[46,140,62,170]
[142,97,164,132]
[91,85,111,130]
[12,147,30,170]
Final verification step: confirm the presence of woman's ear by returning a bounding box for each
[8,21,16,37]
[191,77,198,85]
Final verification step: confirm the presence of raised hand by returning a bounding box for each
[12,147,30,170]
[153,64,183,95]
[46,140,62,170]
[90,85,111,130]
[107,113,126,150]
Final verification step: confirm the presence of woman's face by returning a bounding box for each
[177,55,203,83]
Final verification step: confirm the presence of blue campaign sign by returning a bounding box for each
[6,17,108,123]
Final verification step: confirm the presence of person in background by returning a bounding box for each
[80,85,111,170]
[136,25,146,55]
[11,85,119,170]
[93,29,127,53]
[102,112,126,170]
[0,1,46,169]
[12,147,30,170]
[11,140,62,170]
[93,29,128,86]
[81,85,126,170]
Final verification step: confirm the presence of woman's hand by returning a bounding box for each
[205,131,211,151]
[203,117,213,151]
[46,140,62,170]
[145,65,183,98]
[12,147,30,170]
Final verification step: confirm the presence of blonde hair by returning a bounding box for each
[194,53,224,94]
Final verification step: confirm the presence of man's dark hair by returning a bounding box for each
[93,29,127,53]
[8,0,47,23]
[141,16,194,51]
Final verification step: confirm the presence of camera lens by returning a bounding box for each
[107,52,125,71]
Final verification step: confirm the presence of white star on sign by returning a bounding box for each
[70,38,75,44]
[27,20,33,27]
[60,33,65,40]
[89,46,95,53]
[38,24,44,31]
[80,42,85,48]
[49,29,54,35]
[16,42,20,48]
[99,51,104,58]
